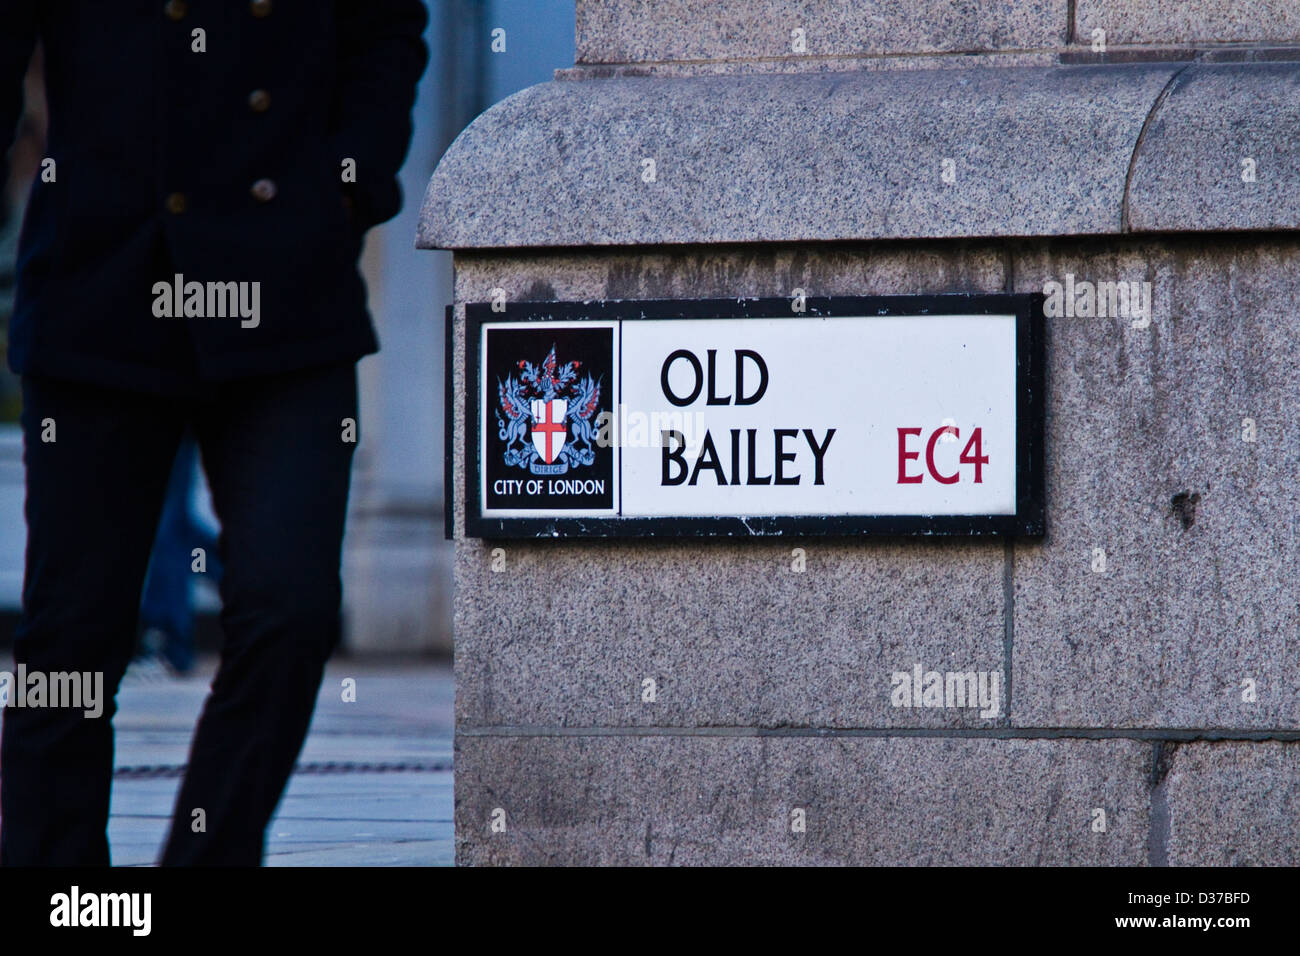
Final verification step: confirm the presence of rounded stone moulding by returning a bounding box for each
[417,60,1300,251]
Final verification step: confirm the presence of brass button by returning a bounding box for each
[164,0,187,21]
[250,178,277,202]
[248,89,271,113]
[165,192,187,214]
[250,0,272,17]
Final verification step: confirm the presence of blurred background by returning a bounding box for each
[0,0,576,659]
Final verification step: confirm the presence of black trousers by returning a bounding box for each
[0,362,358,865]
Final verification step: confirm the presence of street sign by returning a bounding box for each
[458,295,1045,538]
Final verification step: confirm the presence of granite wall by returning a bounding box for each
[445,238,1300,864]
[423,1,1300,864]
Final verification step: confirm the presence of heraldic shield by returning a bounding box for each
[530,398,568,464]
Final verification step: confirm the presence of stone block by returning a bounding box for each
[1012,238,1300,728]
[455,734,1152,865]
[576,0,1069,64]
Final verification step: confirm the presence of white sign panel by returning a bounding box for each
[618,315,1015,516]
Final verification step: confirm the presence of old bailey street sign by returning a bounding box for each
[454,294,1045,538]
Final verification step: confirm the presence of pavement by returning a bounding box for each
[2,654,454,866]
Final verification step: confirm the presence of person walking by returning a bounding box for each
[0,1,428,866]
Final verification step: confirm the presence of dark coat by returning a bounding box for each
[0,0,428,394]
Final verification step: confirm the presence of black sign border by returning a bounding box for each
[460,294,1045,539]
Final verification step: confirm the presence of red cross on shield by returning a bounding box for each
[530,398,568,464]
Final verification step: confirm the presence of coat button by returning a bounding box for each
[250,0,272,16]
[164,0,187,21]
[250,179,277,202]
[165,192,187,214]
[248,89,271,112]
